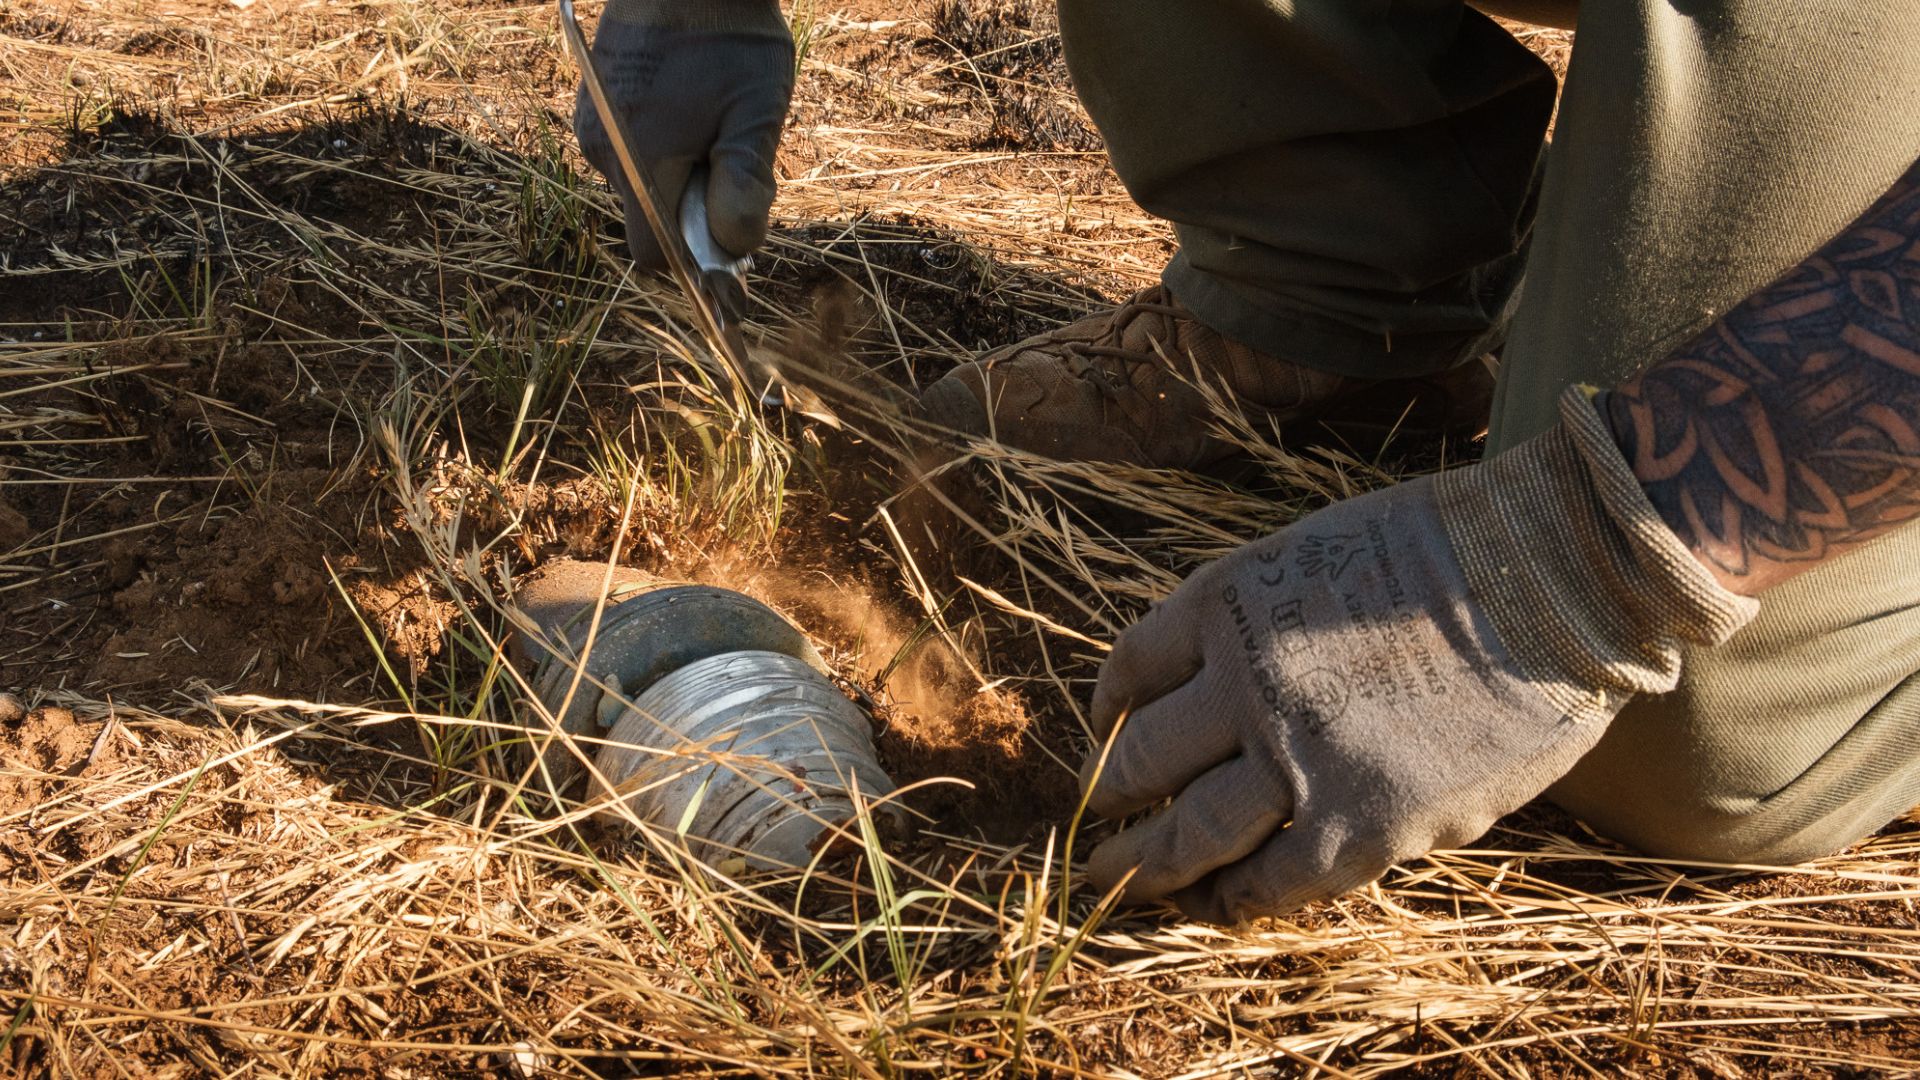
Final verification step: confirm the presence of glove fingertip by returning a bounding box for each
[1087,667,1131,739]
[704,162,776,257]
[1085,833,1159,901]
[1075,746,1107,801]
[1090,601,1200,737]
[1076,746,1141,821]
[1179,827,1387,925]
[1169,878,1235,925]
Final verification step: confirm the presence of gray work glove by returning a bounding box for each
[573,0,793,268]
[1082,388,1758,923]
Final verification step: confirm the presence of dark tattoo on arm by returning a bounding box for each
[1600,159,1920,587]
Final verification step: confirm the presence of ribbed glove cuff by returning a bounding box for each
[1436,386,1758,724]
[602,0,789,37]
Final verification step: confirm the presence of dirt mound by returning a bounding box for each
[0,704,108,809]
[3,443,455,697]
[91,469,361,689]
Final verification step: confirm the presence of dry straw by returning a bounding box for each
[1,1,1914,1075]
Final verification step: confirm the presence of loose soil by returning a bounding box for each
[0,0,1111,843]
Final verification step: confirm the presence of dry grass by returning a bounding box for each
[1,1,1916,1076]
[9,691,1920,1076]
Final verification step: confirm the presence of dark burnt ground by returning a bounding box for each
[3,109,501,700]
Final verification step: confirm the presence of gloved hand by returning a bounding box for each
[573,0,793,268]
[1081,388,1758,923]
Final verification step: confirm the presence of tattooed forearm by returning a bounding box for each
[1600,157,1920,595]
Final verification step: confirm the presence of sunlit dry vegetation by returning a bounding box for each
[1,1,1915,1074]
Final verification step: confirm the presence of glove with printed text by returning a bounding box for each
[1082,388,1758,922]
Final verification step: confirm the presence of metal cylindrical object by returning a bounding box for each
[530,586,831,759]
[512,560,899,869]
[593,651,898,868]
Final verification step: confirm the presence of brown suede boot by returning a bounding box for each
[919,286,1493,468]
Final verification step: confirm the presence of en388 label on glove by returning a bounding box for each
[1219,518,1454,735]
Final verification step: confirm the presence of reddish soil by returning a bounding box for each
[0,106,1091,847]
[0,704,113,810]
[0,248,450,702]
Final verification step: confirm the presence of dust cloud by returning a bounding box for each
[690,554,979,732]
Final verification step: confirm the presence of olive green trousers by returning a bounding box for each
[1056,0,1920,862]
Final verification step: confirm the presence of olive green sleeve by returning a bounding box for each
[1437,386,1758,724]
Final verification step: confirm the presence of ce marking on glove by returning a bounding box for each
[1268,598,1311,658]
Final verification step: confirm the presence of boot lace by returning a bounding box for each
[1058,290,1185,400]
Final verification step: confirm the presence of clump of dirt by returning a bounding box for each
[0,703,121,810]
[42,467,433,696]
[1,414,462,699]
[0,9,66,44]
[880,684,1073,839]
